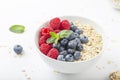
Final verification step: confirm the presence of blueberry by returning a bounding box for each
[74,38,81,44]
[66,32,79,40]
[67,49,75,54]
[74,51,81,60]
[77,36,81,38]
[65,54,74,62]
[60,50,67,56]
[60,39,68,46]
[14,45,23,54]
[52,43,60,49]
[73,33,79,38]
[75,29,83,35]
[67,40,77,49]
[66,32,74,40]
[70,25,77,32]
[80,35,88,43]
[58,47,65,52]
[76,43,83,51]
[57,55,65,61]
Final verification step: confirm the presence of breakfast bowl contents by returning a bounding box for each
[35,16,104,73]
[38,17,102,62]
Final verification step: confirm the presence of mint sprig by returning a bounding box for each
[46,30,72,44]
[50,32,58,39]
[46,36,55,44]
[9,25,25,33]
[58,30,72,38]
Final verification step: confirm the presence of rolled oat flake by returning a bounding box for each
[109,71,120,80]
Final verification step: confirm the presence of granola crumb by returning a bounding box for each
[25,74,28,77]
[112,18,115,22]
[74,21,103,61]
[9,51,11,54]
[115,64,118,67]
[26,77,31,80]
[8,48,11,54]
[22,69,26,72]
[29,46,33,50]
[102,66,105,69]
[14,55,17,58]
[106,48,111,51]
[0,45,8,48]
[109,71,120,80]
[110,39,117,43]
[54,70,61,73]
[21,69,31,80]
[107,61,112,64]
[18,54,23,57]
[96,66,101,70]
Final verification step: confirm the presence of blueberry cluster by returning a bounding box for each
[53,22,88,62]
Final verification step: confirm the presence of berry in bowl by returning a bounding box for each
[35,16,105,73]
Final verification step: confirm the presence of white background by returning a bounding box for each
[0,0,120,80]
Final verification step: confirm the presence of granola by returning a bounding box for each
[74,21,103,61]
[109,71,120,80]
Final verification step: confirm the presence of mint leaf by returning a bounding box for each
[46,37,55,44]
[46,30,72,44]
[50,32,58,39]
[9,25,25,33]
[54,38,59,44]
[58,30,72,38]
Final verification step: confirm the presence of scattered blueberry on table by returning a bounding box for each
[14,45,23,54]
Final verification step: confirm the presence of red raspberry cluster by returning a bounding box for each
[38,17,70,59]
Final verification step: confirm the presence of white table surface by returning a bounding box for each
[0,0,120,80]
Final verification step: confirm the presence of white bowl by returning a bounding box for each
[35,16,105,74]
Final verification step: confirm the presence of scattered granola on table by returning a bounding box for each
[109,71,120,80]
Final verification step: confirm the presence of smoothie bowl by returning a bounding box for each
[35,16,105,73]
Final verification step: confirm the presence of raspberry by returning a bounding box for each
[47,48,59,59]
[54,29,61,33]
[39,33,51,46]
[40,43,52,55]
[59,20,70,30]
[44,33,51,39]
[50,17,61,30]
[41,27,53,36]
[39,36,47,46]
[39,27,45,37]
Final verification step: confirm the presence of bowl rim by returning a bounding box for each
[34,16,105,64]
